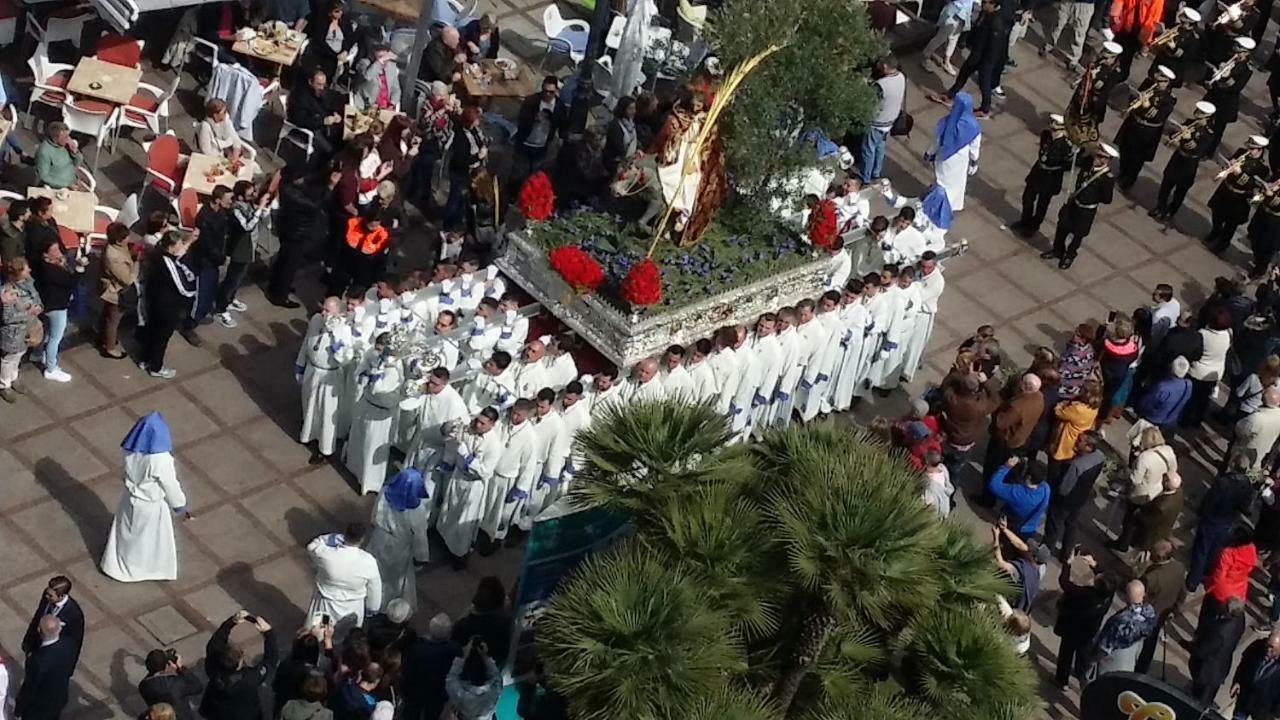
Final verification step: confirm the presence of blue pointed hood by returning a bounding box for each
[384,468,427,511]
[121,412,172,455]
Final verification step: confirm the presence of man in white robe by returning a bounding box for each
[510,340,558,399]
[781,300,824,425]
[902,253,946,383]
[854,275,893,401]
[460,351,516,415]
[709,326,745,416]
[429,310,462,371]
[870,267,918,392]
[769,308,806,427]
[822,241,853,294]
[365,469,431,613]
[835,173,872,233]
[297,297,354,464]
[483,400,540,546]
[659,345,694,400]
[882,208,928,266]
[306,523,383,628]
[542,335,580,390]
[732,314,781,439]
[410,277,459,328]
[829,280,873,412]
[345,335,403,495]
[528,387,572,520]
[882,182,950,255]
[406,367,469,482]
[621,358,666,403]
[686,339,718,404]
[339,290,378,439]
[495,294,529,356]
[463,298,503,360]
[797,292,845,422]
[101,412,191,583]
[436,408,504,566]
[557,381,591,492]
[582,366,626,419]
[760,309,797,429]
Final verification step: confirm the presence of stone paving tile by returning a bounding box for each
[180,368,264,426]
[240,483,337,547]
[184,504,282,567]
[125,386,221,448]
[0,519,52,582]
[236,415,318,475]
[13,427,112,482]
[0,392,55,439]
[65,555,171,623]
[0,448,50,511]
[70,406,142,463]
[1089,273,1156,317]
[179,434,275,496]
[32,372,111,420]
[136,605,199,646]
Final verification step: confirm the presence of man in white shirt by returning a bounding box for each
[854,273,893,401]
[709,326,745,416]
[622,357,666,403]
[1149,283,1180,349]
[835,173,871,233]
[830,278,872,413]
[659,344,694,400]
[686,339,718,404]
[495,293,530,356]
[463,297,503,360]
[510,339,557,399]
[543,334,580,390]
[799,291,846,422]
[436,408,504,567]
[902,253,946,383]
[783,299,825,425]
[822,238,853,293]
[305,523,383,628]
[871,266,919,393]
[761,308,798,429]
[297,297,354,464]
[882,208,927,266]
[557,380,591,491]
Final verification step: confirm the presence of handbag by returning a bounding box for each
[25,316,43,348]
[890,84,913,137]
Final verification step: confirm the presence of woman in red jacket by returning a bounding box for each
[1200,526,1258,631]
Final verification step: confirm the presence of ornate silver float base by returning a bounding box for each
[496,232,837,368]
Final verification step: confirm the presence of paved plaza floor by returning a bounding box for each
[1,6,1277,718]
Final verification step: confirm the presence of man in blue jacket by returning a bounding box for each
[988,456,1051,538]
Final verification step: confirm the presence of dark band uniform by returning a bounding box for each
[1249,183,1280,275]
[1152,25,1201,86]
[1116,81,1177,188]
[1066,62,1122,143]
[1204,58,1254,155]
[1155,118,1213,217]
[1052,162,1116,262]
[1204,7,1258,64]
[1207,148,1267,252]
[1019,128,1074,233]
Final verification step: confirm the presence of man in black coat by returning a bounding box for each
[21,575,84,671]
[199,611,279,720]
[1186,454,1257,593]
[1044,432,1106,560]
[15,615,78,720]
[932,0,1008,115]
[420,24,464,85]
[287,69,343,158]
[366,599,418,659]
[1232,630,1280,719]
[1191,596,1246,705]
[267,166,336,309]
[401,613,461,720]
[138,648,204,720]
[512,76,566,174]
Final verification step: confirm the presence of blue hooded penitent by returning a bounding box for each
[933,92,981,162]
[121,412,172,455]
[801,128,840,159]
[384,468,427,511]
[920,184,953,230]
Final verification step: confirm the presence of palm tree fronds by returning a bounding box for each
[901,605,1038,720]
[571,399,750,522]
[801,685,929,720]
[932,518,1016,605]
[536,542,745,720]
[670,686,781,720]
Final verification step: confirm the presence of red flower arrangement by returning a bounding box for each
[807,199,839,250]
[621,258,662,307]
[519,171,555,222]
[547,245,605,294]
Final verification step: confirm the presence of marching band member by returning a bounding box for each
[1042,144,1119,269]
[1148,7,1201,86]
[1115,65,1177,192]
[1248,172,1280,277]
[1202,36,1256,157]
[1150,101,1216,222]
[1205,134,1269,254]
[1012,114,1073,238]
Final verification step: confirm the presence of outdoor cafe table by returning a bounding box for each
[184,152,256,195]
[461,59,540,99]
[27,186,96,235]
[67,56,142,106]
[232,32,303,70]
[342,105,400,140]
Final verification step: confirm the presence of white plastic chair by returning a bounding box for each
[26,42,73,117]
[117,193,139,229]
[26,5,94,49]
[62,99,120,174]
[117,74,178,144]
[75,165,97,192]
[604,13,625,50]
[88,203,117,245]
[273,94,314,161]
[542,5,589,64]
[0,189,22,202]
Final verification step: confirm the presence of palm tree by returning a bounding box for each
[802,687,929,720]
[932,519,1015,605]
[537,541,745,720]
[902,606,1038,720]
[570,398,750,527]
[680,688,779,720]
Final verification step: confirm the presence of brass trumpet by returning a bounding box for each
[1165,116,1210,146]
[1212,0,1245,26]
[1143,24,1181,55]
[1208,57,1238,86]
[1124,87,1158,116]
[1252,177,1280,204]
[1214,154,1248,181]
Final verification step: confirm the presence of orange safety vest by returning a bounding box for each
[345,217,390,255]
